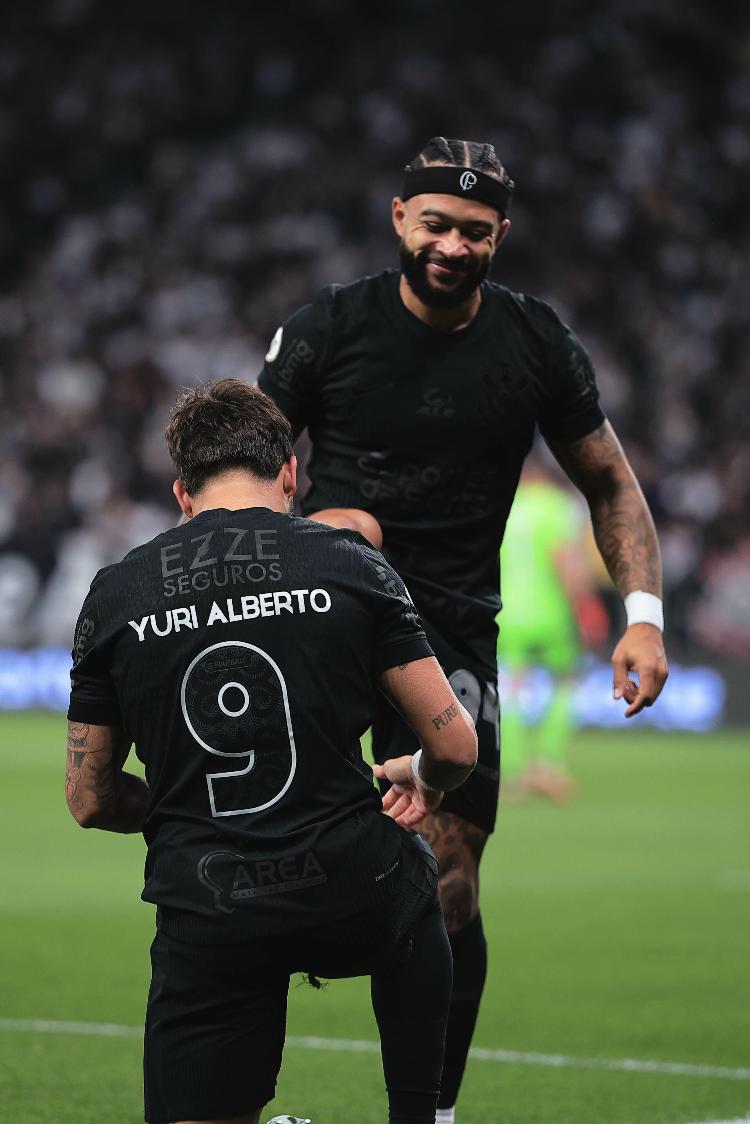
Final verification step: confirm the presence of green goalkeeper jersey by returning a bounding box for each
[498,480,583,665]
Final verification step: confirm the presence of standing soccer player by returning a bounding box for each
[258,137,669,1121]
[66,379,478,1124]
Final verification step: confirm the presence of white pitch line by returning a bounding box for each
[0,1018,142,1038]
[686,1118,750,1123]
[1,1019,749,1084]
[288,1035,750,1082]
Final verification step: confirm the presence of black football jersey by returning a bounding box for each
[259,270,605,674]
[68,509,433,942]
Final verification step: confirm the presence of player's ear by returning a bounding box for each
[392,196,406,237]
[495,217,511,249]
[282,455,297,500]
[173,479,194,518]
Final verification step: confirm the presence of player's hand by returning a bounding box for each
[308,508,383,549]
[611,623,669,718]
[372,755,443,827]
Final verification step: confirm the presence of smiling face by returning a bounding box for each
[393,191,510,309]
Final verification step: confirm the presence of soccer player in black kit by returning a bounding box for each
[65,379,478,1124]
[259,136,669,1122]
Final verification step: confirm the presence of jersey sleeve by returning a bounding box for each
[356,544,434,673]
[536,310,606,444]
[257,287,336,438]
[67,579,122,726]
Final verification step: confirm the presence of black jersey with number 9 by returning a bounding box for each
[68,510,432,942]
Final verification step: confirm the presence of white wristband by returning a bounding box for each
[411,749,441,793]
[624,590,664,631]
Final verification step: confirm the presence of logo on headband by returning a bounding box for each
[459,171,477,192]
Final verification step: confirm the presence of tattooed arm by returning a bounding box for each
[548,420,669,717]
[65,721,148,833]
[373,657,478,827]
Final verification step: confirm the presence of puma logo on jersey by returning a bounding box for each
[417,387,455,417]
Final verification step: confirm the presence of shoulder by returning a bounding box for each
[71,560,123,664]
[78,560,125,608]
[323,269,397,319]
[277,271,393,332]
[267,272,397,366]
[483,281,568,341]
[290,517,401,588]
[289,514,372,555]
[90,523,184,598]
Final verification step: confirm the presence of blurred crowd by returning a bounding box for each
[1,0,749,658]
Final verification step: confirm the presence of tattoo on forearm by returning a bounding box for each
[65,721,145,832]
[432,703,459,730]
[551,423,662,598]
[65,722,115,812]
[591,484,662,596]
[65,723,90,810]
[65,758,82,809]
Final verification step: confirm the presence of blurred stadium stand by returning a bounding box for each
[1,0,748,673]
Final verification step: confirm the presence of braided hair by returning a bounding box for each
[406,136,513,192]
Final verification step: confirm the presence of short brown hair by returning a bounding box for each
[165,378,293,495]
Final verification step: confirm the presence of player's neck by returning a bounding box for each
[399,274,482,332]
[190,481,290,517]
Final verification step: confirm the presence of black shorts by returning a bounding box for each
[144,831,439,1124]
[373,629,501,835]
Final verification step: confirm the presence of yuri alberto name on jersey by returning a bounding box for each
[128,589,332,642]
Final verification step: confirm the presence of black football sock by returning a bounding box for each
[437,911,488,1109]
[371,898,453,1124]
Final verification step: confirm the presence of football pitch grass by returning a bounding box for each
[1,712,748,1124]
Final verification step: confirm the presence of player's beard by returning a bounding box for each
[399,243,489,308]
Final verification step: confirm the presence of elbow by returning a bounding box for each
[457,724,479,772]
[431,713,478,772]
[350,511,383,549]
[453,704,479,770]
[68,802,105,829]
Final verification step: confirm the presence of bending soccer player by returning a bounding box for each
[259,137,669,1121]
[65,379,477,1124]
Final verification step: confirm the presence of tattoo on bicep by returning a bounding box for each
[550,422,623,489]
[67,722,90,749]
[432,703,459,730]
